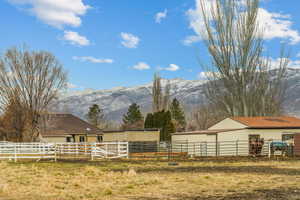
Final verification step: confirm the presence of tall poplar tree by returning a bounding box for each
[199,0,289,117]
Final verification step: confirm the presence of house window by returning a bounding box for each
[79,136,85,142]
[66,137,72,142]
[97,135,103,142]
[282,134,294,142]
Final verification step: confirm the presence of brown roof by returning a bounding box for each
[231,116,300,128]
[40,113,102,136]
[172,129,243,135]
[103,128,159,133]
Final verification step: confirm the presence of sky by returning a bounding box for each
[1,0,300,90]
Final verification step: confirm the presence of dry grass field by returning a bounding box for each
[1,158,300,200]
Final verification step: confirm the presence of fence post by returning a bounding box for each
[268,140,271,158]
[126,142,129,159]
[200,143,202,157]
[236,140,239,156]
[205,142,207,156]
[54,144,57,162]
[105,143,108,158]
[14,144,17,163]
[193,143,195,157]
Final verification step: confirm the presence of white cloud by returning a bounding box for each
[157,64,180,72]
[185,0,300,45]
[155,9,167,23]
[9,0,90,29]
[297,52,300,58]
[63,31,90,46]
[268,57,300,69]
[258,8,300,45]
[120,32,140,48]
[197,71,216,80]
[183,35,202,46]
[73,56,114,64]
[165,64,180,71]
[132,62,150,70]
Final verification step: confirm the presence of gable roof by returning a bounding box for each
[172,129,243,135]
[40,113,102,136]
[230,116,300,128]
[103,128,159,133]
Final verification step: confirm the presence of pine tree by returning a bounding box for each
[160,111,175,141]
[87,104,105,127]
[145,110,175,141]
[170,98,186,131]
[122,103,144,130]
[144,113,154,128]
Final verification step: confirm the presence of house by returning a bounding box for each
[40,113,103,143]
[102,129,160,142]
[172,116,300,156]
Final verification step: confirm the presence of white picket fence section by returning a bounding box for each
[0,142,129,162]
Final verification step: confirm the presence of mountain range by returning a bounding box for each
[52,68,300,123]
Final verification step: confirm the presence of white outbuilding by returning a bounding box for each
[172,116,300,156]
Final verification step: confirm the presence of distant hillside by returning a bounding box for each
[52,68,300,122]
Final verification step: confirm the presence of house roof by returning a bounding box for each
[231,116,300,128]
[103,128,159,134]
[40,113,102,136]
[172,129,243,135]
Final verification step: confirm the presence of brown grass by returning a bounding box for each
[1,158,300,200]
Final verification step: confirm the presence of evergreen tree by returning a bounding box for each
[144,110,175,141]
[122,103,144,130]
[87,104,105,127]
[160,111,175,141]
[170,98,186,131]
[144,113,154,128]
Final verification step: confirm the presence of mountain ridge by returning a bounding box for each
[53,68,300,123]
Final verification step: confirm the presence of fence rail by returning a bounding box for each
[128,140,294,158]
[0,139,295,161]
[0,142,129,162]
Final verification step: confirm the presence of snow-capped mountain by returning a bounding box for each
[53,68,300,122]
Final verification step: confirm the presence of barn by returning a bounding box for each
[172,116,300,156]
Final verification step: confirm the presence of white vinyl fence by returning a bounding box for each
[0,142,129,162]
[0,142,56,162]
[91,142,129,160]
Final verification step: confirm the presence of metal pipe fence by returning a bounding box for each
[128,140,295,158]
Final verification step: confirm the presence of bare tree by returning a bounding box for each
[0,47,67,141]
[199,0,289,117]
[189,103,228,130]
[152,73,163,112]
[162,80,171,111]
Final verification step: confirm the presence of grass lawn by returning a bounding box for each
[1,158,300,200]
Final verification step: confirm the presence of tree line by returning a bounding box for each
[87,74,186,141]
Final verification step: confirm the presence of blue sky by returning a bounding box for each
[1,0,300,90]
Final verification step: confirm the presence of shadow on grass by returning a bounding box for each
[127,188,300,200]
[8,157,300,176]
[133,165,300,176]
